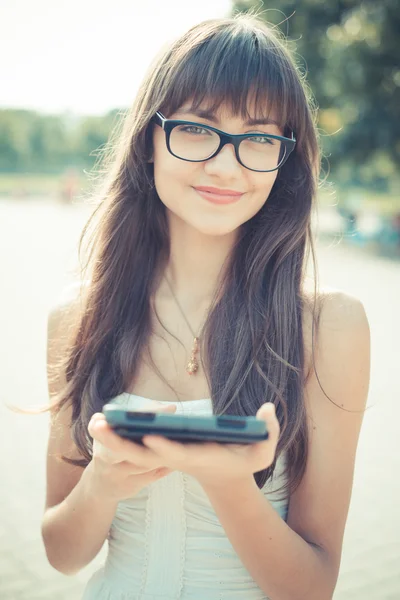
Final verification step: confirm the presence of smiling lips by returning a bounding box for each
[193,186,244,205]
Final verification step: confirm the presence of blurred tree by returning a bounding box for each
[29,115,71,171]
[0,110,32,171]
[76,110,122,168]
[232,0,400,193]
[0,108,121,175]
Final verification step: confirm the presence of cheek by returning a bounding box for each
[153,134,183,182]
[249,172,278,208]
[153,157,194,211]
[153,140,198,208]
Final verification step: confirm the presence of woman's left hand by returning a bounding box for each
[139,402,280,488]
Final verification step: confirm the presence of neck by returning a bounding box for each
[157,213,238,318]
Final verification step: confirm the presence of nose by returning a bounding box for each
[203,143,242,176]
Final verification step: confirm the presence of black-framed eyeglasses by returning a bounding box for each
[152,111,296,173]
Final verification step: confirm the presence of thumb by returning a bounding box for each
[256,402,276,420]
[256,403,280,441]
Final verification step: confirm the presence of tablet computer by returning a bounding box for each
[102,404,268,445]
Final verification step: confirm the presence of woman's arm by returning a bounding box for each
[42,288,118,575]
[42,457,118,576]
[204,477,333,600]
[201,290,370,600]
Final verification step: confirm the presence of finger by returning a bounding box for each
[225,443,247,451]
[142,435,186,461]
[256,401,276,418]
[251,403,280,458]
[97,420,162,466]
[90,412,105,424]
[88,416,107,439]
[89,419,137,454]
[257,403,279,432]
[117,439,163,470]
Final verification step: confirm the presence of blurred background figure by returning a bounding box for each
[59,167,79,204]
[0,1,399,599]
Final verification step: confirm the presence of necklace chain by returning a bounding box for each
[164,276,204,375]
[165,277,198,338]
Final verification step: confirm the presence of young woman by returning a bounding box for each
[42,14,370,600]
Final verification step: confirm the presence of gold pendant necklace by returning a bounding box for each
[165,277,203,376]
[186,336,200,375]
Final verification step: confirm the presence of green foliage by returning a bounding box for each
[0,108,122,176]
[233,0,400,193]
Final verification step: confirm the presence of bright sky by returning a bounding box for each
[1,0,231,115]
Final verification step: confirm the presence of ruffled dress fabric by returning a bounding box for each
[82,394,289,600]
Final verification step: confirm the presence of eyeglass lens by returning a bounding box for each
[170,125,286,171]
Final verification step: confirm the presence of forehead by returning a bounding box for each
[177,91,280,123]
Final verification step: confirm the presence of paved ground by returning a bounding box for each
[0,198,399,599]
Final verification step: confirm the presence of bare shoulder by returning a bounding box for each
[48,280,88,334]
[301,283,370,386]
[47,280,89,401]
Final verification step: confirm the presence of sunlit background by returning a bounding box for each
[0,1,399,599]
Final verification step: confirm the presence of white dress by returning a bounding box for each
[82,393,289,600]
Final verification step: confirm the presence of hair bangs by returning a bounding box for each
[160,23,293,132]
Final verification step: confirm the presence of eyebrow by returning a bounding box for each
[177,107,280,128]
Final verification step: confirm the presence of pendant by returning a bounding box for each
[186,337,199,375]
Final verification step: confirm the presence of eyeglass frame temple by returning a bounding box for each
[152,111,296,171]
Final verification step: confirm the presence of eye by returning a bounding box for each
[247,135,275,145]
[178,125,210,135]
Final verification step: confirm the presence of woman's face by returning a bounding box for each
[152,99,282,237]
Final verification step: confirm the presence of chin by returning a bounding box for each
[167,206,245,237]
[191,222,241,238]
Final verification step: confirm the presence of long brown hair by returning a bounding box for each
[46,14,323,497]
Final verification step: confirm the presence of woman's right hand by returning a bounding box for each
[86,403,177,503]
